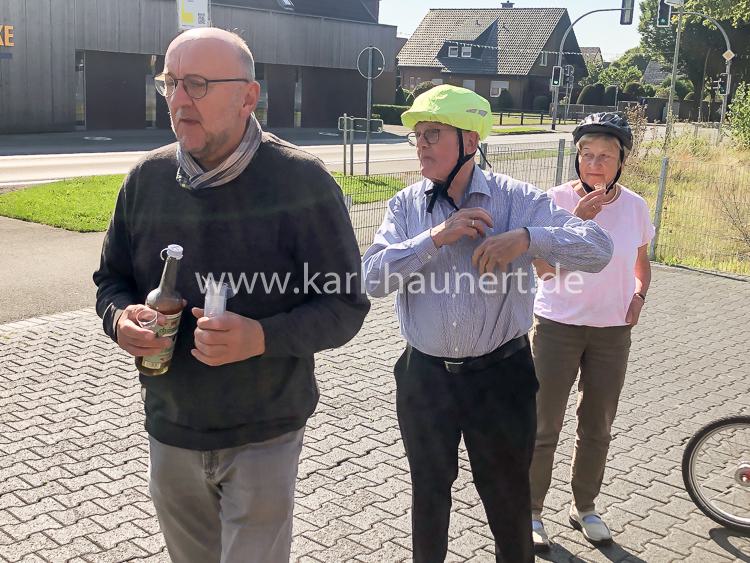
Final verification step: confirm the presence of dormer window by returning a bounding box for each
[448,46,459,58]
[461,46,472,58]
[277,0,294,10]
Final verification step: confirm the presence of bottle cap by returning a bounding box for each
[164,244,183,260]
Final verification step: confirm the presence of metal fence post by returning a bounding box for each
[555,139,566,186]
[342,113,348,176]
[479,142,489,170]
[349,117,354,176]
[649,156,670,261]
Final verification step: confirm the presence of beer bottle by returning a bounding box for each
[136,244,184,376]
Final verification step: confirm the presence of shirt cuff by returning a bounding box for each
[526,226,553,259]
[409,229,439,266]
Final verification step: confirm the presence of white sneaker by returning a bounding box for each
[568,507,612,546]
[532,519,550,552]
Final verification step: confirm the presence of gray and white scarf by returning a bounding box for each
[176,113,262,190]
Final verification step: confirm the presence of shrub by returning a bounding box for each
[532,95,550,112]
[405,91,415,105]
[371,104,410,125]
[577,83,604,105]
[413,81,436,99]
[491,90,514,111]
[603,85,618,105]
[684,92,696,102]
[623,82,645,101]
[729,82,750,150]
[394,86,407,106]
[643,84,656,97]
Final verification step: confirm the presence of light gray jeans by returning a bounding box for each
[148,428,305,563]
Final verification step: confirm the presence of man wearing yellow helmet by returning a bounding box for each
[362,84,614,562]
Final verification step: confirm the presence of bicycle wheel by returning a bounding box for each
[682,415,750,533]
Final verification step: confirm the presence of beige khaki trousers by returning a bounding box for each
[529,315,631,515]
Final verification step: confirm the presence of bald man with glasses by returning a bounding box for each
[94,28,369,563]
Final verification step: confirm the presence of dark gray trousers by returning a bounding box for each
[148,428,305,563]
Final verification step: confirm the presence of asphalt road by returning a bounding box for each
[0,130,574,187]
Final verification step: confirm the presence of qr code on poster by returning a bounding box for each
[197,12,207,25]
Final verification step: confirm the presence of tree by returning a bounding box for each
[644,84,656,97]
[599,64,643,89]
[614,47,650,73]
[579,60,604,88]
[639,0,750,99]
[729,82,750,149]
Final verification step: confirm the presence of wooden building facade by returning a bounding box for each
[0,0,397,133]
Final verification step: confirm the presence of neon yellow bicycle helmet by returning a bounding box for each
[401,84,493,139]
[402,85,493,213]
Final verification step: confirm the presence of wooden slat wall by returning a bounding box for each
[0,0,397,133]
[0,0,76,133]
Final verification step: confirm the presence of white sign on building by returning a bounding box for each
[177,0,211,30]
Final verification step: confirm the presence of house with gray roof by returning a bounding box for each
[397,4,586,111]
[581,47,604,68]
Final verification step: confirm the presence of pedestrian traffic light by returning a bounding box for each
[551,66,563,87]
[656,0,672,27]
[717,73,728,96]
[620,0,634,25]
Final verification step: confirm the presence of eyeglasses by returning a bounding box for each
[579,152,619,167]
[407,128,443,146]
[154,73,249,100]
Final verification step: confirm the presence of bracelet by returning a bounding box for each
[634,292,646,303]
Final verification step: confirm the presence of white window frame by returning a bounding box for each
[461,46,473,58]
[490,80,509,97]
[540,51,548,66]
[448,46,459,58]
[462,79,476,91]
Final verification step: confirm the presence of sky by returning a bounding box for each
[378,0,644,61]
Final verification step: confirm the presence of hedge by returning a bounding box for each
[372,104,410,125]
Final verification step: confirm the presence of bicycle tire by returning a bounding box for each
[682,415,750,533]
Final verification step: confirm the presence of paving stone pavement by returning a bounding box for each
[0,264,749,563]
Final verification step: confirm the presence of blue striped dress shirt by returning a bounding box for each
[361,165,613,358]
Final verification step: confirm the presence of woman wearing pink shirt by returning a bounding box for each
[529,113,655,551]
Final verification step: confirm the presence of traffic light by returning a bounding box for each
[551,65,563,87]
[717,73,728,96]
[656,0,672,27]
[620,0,634,25]
[564,65,575,88]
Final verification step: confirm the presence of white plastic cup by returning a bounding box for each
[204,282,230,318]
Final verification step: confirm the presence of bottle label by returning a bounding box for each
[141,311,182,369]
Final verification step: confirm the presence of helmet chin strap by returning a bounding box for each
[426,129,478,214]
[575,145,625,194]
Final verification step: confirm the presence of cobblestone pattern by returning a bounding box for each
[0,265,748,562]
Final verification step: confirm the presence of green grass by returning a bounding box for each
[492,113,577,126]
[0,175,124,232]
[491,127,550,135]
[332,171,417,205]
[0,172,415,232]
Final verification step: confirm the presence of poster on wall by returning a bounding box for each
[177,0,211,30]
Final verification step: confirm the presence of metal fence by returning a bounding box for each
[340,142,750,276]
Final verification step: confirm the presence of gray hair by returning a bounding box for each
[576,132,630,162]
[226,31,255,82]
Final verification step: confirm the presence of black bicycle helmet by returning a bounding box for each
[572,112,633,194]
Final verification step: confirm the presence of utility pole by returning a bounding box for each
[663,0,685,152]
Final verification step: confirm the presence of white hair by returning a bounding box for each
[576,133,630,162]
